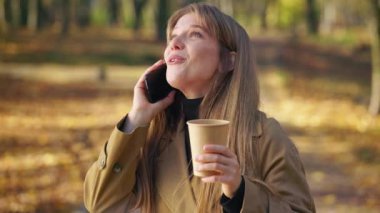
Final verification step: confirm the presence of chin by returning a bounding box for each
[166,68,185,90]
[167,78,182,91]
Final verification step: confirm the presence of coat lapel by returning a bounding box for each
[156,120,197,212]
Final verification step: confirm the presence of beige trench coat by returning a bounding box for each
[84,112,316,212]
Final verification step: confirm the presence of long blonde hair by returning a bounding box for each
[134,3,260,212]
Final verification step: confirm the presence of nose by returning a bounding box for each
[170,36,185,50]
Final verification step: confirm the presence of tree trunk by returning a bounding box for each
[133,0,147,31]
[27,0,38,32]
[11,0,20,28]
[77,0,91,28]
[320,1,336,35]
[305,0,319,34]
[61,0,70,35]
[19,0,28,27]
[61,0,76,36]
[0,0,7,34]
[260,0,270,30]
[156,0,169,41]
[109,0,121,27]
[369,0,380,115]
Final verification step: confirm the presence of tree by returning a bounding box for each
[0,0,7,34]
[20,0,28,27]
[109,0,122,26]
[11,0,20,29]
[369,0,380,115]
[27,0,38,32]
[61,0,76,35]
[156,0,170,41]
[133,0,148,32]
[259,0,275,30]
[305,0,319,34]
[76,0,91,28]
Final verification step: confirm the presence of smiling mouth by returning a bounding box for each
[168,56,186,64]
[169,59,185,64]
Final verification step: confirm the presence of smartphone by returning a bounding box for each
[144,63,174,103]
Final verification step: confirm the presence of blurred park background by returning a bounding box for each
[0,0,380,212]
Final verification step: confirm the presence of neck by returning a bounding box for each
[180,85,209,99]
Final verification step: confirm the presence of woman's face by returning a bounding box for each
[164,13,220,99]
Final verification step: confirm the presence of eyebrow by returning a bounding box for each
[173,24,209,34]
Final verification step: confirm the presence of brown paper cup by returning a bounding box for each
[186,119,230,177]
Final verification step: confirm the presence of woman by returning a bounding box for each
[84,3,315,213]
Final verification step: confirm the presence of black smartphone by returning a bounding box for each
[144,63,174,103]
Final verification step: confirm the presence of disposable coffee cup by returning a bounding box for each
[186,119,230,177]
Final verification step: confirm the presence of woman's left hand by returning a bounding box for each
[194,144,242,198]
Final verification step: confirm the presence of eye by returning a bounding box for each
[190,31,203,38]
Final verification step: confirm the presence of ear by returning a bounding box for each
[219,51,236,73]
[226,51,236,71]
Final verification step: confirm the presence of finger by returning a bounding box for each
[136,60,165,85]
[195,162,232,174]
[144,59,165,74]
[203,144,236,158]
[201,175,233,184]
[153,90,176,108]
[195,153,231,165]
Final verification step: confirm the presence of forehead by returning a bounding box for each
[171,12,214,37]
[168,11,219,42]
[174,13,201,29]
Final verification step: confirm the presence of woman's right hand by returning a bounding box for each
[127,60,176,129]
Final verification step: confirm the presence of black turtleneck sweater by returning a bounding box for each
[182,97,202,174]
[181,97,245,213]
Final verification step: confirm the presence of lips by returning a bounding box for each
[167,55,186,64]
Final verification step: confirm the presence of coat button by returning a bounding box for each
[98,156,106,169]
[113,163,122,173]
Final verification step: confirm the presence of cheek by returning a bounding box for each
[193,47,220,74]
